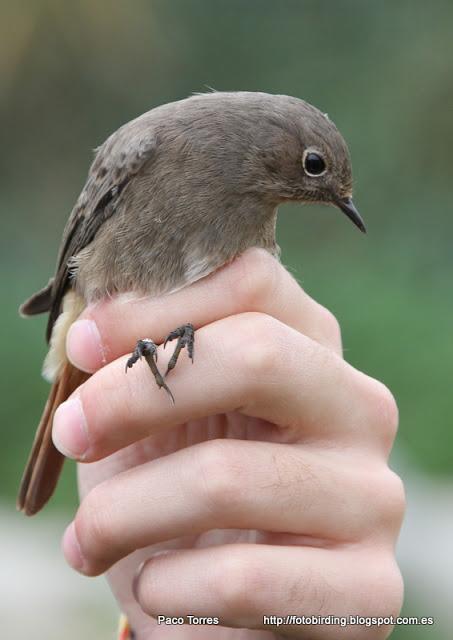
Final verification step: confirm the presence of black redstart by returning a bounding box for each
[18,91,365,516]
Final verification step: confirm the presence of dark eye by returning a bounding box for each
[303,152,326,176]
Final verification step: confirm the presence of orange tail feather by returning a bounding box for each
[17,362,88,516]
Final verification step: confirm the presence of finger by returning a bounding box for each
[53,313,398,462]
[64,440,401,575]
[132,544,402,638]
[66,248,342,373]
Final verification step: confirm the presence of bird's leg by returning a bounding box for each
[164,323,195,376]
[125,339,174,403]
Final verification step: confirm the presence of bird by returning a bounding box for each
[17,91,365,516]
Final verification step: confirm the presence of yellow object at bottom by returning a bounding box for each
[118,614,134,640]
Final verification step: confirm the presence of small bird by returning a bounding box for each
[17,91,365,516]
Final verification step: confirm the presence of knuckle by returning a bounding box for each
[363,558,404,637]
[364,378,399,444]
[361,468,406,540]
[195,440,244,516]
[378,469,406,530]
[240,314,285,379]
[234,249,280,311]
[317,304,342,344]
[382,560,404,616]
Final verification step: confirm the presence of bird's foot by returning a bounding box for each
[125,339,174,403]
[164,323,195,376]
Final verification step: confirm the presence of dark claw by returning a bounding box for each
[164,328,182,349]
[125,339,174,402]
[159,380,175,403]
[125,339,157,372]
[164,323,195,376]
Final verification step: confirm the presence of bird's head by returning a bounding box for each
[229,93,366,233]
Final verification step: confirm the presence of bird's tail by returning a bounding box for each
[17,362,88,516]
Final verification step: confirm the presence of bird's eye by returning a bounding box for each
[303,151,326,177]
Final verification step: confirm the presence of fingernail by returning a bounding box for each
[53,397,89,459]
[67,318,104,372]
[132,551,172,602]
[132,560,147,602]
[62,521,85,571]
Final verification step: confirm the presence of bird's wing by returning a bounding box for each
[24,122,157,342]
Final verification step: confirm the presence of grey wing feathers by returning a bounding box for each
[19,120,157,342]
[20,279,54,316]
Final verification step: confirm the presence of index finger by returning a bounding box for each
[66,248,342,372]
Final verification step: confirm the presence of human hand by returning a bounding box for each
[53,248,404,639]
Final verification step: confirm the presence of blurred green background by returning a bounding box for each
[1,1,451,638]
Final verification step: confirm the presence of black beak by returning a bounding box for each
[335,197,366,233]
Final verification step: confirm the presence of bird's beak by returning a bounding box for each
[335,197,366,233]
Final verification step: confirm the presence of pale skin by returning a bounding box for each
[52,248,405,639]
